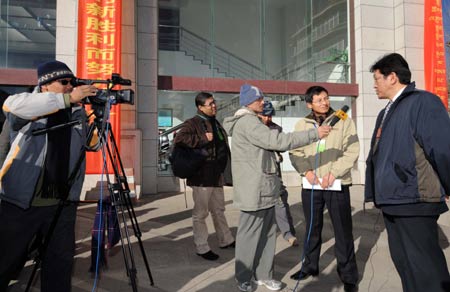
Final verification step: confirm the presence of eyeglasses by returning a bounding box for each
[203,101,216,107]
[312,97,330,104]
[55,79,73,86]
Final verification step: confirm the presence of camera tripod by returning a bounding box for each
[92,122,154,291]
[26,120,154,291]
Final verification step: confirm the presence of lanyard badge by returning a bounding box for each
[317,139,326,153]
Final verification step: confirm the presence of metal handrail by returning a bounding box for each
[158,24,349,83]
[273,59,350,83]
[159,123,184,137]
[159,24,268,79]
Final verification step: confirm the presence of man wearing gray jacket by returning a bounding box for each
[0,60,97,291]
[223,84,330,292]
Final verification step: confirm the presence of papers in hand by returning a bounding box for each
[302,177,342,191]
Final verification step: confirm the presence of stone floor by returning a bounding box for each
[8,185,450,291]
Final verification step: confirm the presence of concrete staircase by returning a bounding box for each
[159,50,227,78]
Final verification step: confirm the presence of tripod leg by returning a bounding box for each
[106,127,155,286]
[25,202,65,292]
[25,261,40,292]
[22,134,86,292]
[123,193,154,286]
[102,158,139,291]
[136,235,154,286]
[112,194,139,292]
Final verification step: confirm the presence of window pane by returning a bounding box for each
[158,0,214,77]
[0,1,56,68]
[158,0,350,83]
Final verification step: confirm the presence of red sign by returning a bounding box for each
[77,0,122,173]
[424,0,448,108]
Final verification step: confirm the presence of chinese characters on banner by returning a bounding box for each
[77,0,122,173]
[424,0,448,109]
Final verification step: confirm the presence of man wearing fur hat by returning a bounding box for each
[0,60,97,291]
[223,84,330,292]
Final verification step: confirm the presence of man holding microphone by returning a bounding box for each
[289,85,359,292]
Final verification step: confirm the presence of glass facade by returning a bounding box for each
[0,0,56,69]
[157,0,352,174]
[158,91,352,130]
[158,90,352,129]
[158,0,349,83]
[157,89,353,173]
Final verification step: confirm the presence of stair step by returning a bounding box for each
[81,169,139,201]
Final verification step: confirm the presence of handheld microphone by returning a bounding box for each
[328,105,349,126]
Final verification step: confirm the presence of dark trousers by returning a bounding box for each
[301,186,358,284]
[0,201,77,292]
[383,213,450,292]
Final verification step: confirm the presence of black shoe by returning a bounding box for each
[290,270,318,280]
[344,283,358,292]
[219,241,235,249]
[196,250,219,261]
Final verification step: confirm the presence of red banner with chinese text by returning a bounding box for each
[77,0,122,173]
[424,0,448,109]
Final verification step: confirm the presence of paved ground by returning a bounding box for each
[8,185,450,291]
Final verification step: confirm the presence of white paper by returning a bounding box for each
[302,177,342,191]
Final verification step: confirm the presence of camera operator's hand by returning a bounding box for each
[70,85,98,103]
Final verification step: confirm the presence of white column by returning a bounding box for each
[137,0,159,195]
[56,0,77,72]
[353,0,424,184]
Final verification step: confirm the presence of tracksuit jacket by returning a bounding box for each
[0,87,88,209]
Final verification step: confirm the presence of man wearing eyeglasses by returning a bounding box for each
[0,60,97,291]
[173,92,235,261]
[289,85,359,292]
[365,53,450,292]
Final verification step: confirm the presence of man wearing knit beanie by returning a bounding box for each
[239,84,264,107]
[258,101,298,247]
[37,60,75,86]
[0,60,98,291]
[223,84,331,292]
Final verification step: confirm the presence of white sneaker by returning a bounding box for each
[254,279,283,291]
[237,281,253,292]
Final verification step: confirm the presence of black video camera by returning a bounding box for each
[71,73,134,106]
[71,74,134,140]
